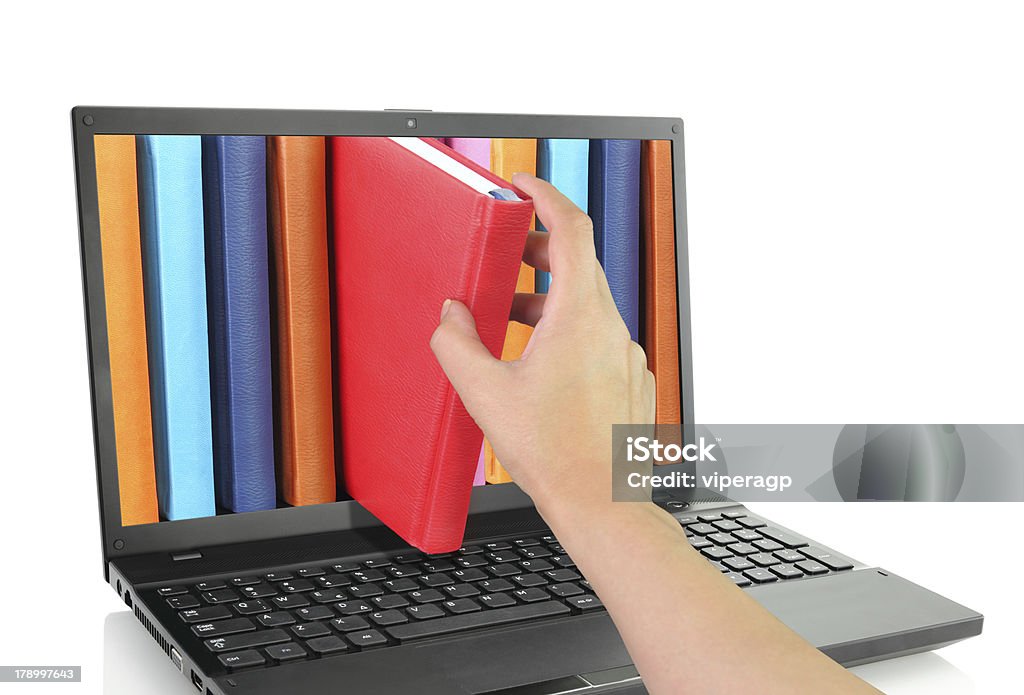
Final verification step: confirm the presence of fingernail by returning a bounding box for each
[440,298,453,320]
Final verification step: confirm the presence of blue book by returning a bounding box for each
[589,139,641,340]
[202,136,277,513]
[136,135,216,520]
[536,139,590,293]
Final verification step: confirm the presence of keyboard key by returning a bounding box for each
[370,609,409,626]
[566,595,603,612]
[708,533,737,546]
[387,564,421,578]
[488,563,521,577]
[232,600,270,615]
[218,649,265,670]
[310,590,347,604]
[364,559,392,569]
[346,629,388,649]
[548,582,584,598]
[167,595,199,610]
[203,589,240,604]
[512,574,547,588]
[697,513,723,522]
[732,530,763,542]
[373,594,410,610]
[452,568,488,583]
[409,589,445,604]
[271,594,309,610]
[157,586,187,597]
[742,568,778,584]
[388,601,570,642]
[700,546,732,561]
[296,567,325,578]
[513,588,549,603]
[421,573,454,587]
[455,555,488,568]
[294,606,334,621]
[550,556,576,569]
[726,543,758,556]
[406,604,446,620]
[544,569,581,583]
[384,578,418,593]
[483,541,512,551]
[725,572,752,587]
[712,519,742,532]
[180,606,232,623]
[291,621,331,639]
[192,618,255,638]
[444,599,481,614]
[205,629,290,653]
[759,527,809,548]
[332,562,359,573]
[351,569,386,583]
[518,559,554,573]
[306,635,349,655]
[540,535,558,544]
[265,572,294,582]
[773,549,805,563]
[478,578,515,593]
[688,523,718,536]
[795,560,829,576]
[349,583,384,599]
[487,550,519,563]
[255,612,295,627]
[279,579,315,593]
[770,564,804,579]
[393,554,424,564]
[676,515,698,525]
[800,547,854,571]
[748,553,781,567]
[443,583,480,598]
[752,539,784,552]
[723,511,746,519]
[736,517,767,529]
[230,576,261,587]
[195,580,226,592]
[514,538,540,548]
[422,559,456,573]
[689,538,713,550]
[335,601,373,615]
[318,574,352,588]
[519,547,552,560]
[722,556,755,572]
[479,592,516,609]
[239,584,277,599]
[332,616,371,632]
[265,642,307,662]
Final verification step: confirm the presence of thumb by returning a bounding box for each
[430,299,507,412]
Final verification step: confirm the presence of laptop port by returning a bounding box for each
[190,669,203,691]
[169,647,183,672]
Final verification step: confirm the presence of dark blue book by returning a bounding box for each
[589,139,641,340]
[202,136,277,513]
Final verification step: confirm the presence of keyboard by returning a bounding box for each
[146,512,854,673]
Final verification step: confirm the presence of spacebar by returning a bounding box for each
[386,601,571,642]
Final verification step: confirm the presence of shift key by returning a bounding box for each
[205,628,290,653]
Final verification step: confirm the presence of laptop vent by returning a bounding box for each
[134,606,171,657]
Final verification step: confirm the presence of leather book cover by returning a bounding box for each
[485,138,537,484]
[590,139,642,341]
[444,138,492,486]
[331,136,532,551]
[267,136,337,506]
[201,136,277,512]
[641,140,682,424]
[94,135,159,526]
[536,138,590,293]
[136,135,216,521]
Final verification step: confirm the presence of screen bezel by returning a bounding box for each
[71,106,695,563]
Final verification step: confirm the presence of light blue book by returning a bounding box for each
[536,139,590,292]
[137,135,216,520]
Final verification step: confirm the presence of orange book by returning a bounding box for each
[641,141,682,424]
[267,137,337,505]
[94,135,159,525]
[485,139,537,483]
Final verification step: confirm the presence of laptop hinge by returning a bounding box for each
[171,551,203,562]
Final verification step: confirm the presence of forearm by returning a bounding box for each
[535,493,881,695]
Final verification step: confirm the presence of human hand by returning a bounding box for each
[430,173,655,513]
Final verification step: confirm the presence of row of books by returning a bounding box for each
[95,135,680,534]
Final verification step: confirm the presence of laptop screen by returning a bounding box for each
[89,133,683,531]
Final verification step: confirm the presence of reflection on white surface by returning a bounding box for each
[104,609,974,694]
[104,611,193,695]
[851,652,974,694]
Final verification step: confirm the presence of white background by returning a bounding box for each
[1,1,1021,693]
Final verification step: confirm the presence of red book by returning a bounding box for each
[331,137,533,552]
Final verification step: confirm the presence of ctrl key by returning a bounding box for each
[218,649,265,671]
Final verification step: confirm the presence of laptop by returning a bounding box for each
[71,107,982,695]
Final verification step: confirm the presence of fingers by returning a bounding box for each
[510,292,546,327]
[522,230,550,272]
[430,300,508,406]
[512,173,597,281]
